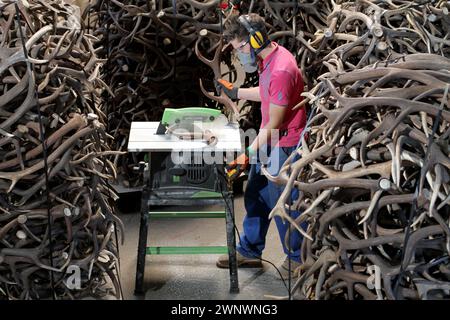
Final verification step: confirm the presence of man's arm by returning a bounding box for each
[238,87,261,102]
[249,102,286,152]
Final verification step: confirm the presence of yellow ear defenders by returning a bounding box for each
[238,15,267,50]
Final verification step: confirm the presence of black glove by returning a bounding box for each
[214,78,239,100]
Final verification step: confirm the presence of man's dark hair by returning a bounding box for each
[223,13,268,43]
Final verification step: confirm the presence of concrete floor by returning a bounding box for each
[117,189,292,300]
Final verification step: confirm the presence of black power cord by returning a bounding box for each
[14,2,57,300]
[105,0,111,134]
[86,0,124,300]
[172,0,177,87]
[393,84,449,298]
[214,162,292,294]
[282,102,317,300]
[93,176,125,300]
[287,157,292,300]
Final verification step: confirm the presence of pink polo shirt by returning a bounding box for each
[258,42,306,147]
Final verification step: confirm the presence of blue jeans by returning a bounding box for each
[236,145,304,262]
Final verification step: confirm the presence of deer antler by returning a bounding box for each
[195,30,239,116]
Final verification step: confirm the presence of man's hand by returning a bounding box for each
[225,146,255,180]
[214,78,239,100]
[226,152,248,180]
[226,152,249,169]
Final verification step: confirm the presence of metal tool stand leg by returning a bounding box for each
[134,186,149,295]
[224,190,239,293]
[134,155,239,295]
[135,160,150,295]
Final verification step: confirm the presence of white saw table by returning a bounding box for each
[127,121,242,152]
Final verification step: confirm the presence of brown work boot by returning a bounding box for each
[276,257,302,280]
[216,251,263,268]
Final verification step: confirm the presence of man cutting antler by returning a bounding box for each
[215,12,307,279]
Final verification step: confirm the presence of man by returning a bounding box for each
[215,13,307,279]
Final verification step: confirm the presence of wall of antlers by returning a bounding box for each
[0,0,449,299]
[0,0,123,299]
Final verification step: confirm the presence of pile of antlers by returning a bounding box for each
[265,54,450,300]
[253,0,450,300]
[0,0,123,299]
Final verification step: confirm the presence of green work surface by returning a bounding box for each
[191,191,222,198]
[149,211,226,218]
[146,246,229,255]
[161,107,222,126]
